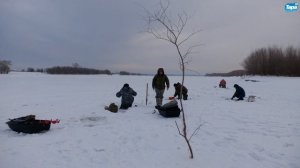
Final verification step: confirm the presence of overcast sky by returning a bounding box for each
[0,0,299,74]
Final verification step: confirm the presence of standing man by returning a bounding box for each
[152,68,170,107]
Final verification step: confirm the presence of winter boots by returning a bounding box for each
[156,98,163,107]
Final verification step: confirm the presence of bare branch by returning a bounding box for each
[175,121,184,137]
[176,13,188,38]
[189,123,204,141]
[143,0,202,159]
[178,30,201,46]
[156,18,177,43]
[183,44,203,58]
[146,29,170,42]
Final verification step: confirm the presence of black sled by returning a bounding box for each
[156,100,181,118]
[6,115,59,134]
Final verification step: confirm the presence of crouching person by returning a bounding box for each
[219,79,226,88]
[173,82,188,100]
[231,84,245,101]
[116,83,137,109]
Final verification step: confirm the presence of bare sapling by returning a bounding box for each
[144,1,202,158]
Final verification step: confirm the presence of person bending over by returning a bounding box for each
[173,82,188,100]
[231,84,245,101]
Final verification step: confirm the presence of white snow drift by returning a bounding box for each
[0,72,299,168]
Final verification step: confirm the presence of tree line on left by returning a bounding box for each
[0,61,112,75]
[0,61,145,75]
[0,60,11,74]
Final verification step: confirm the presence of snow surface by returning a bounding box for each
[0,72,300,168]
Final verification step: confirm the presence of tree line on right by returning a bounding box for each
[243,46,300,76]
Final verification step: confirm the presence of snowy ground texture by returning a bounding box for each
[1,72,300,168]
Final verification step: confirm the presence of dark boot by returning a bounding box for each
[183,94,188,100]
[237,97,244,101]
[120,104,129,109]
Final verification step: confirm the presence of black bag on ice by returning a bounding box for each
[6,115,59,134]
[156,100,181,118]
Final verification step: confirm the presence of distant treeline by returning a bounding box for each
[119,71,143,76]
[20,67,145,75]
[206,70,247,77]
[243,46,300,76]
[46,66,111,75]
[0,60,11,74]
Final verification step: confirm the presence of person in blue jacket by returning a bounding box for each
[231,84,245,101]
[116,83,137,109]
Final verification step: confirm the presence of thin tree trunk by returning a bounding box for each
[176,44,194,158]
[144,1,201,158]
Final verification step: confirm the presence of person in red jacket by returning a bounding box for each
[219,79,226,88]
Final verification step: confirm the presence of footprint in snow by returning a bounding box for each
[80,116,107,127]
[249,152,265,161]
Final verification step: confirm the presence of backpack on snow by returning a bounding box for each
[105,103,118,113]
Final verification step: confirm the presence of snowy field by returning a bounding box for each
[0,72,300,168]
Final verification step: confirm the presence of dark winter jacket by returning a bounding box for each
[152,68,170,90]
[174,83,188,97]
[232,84,245,100]
[116,85,137,106]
